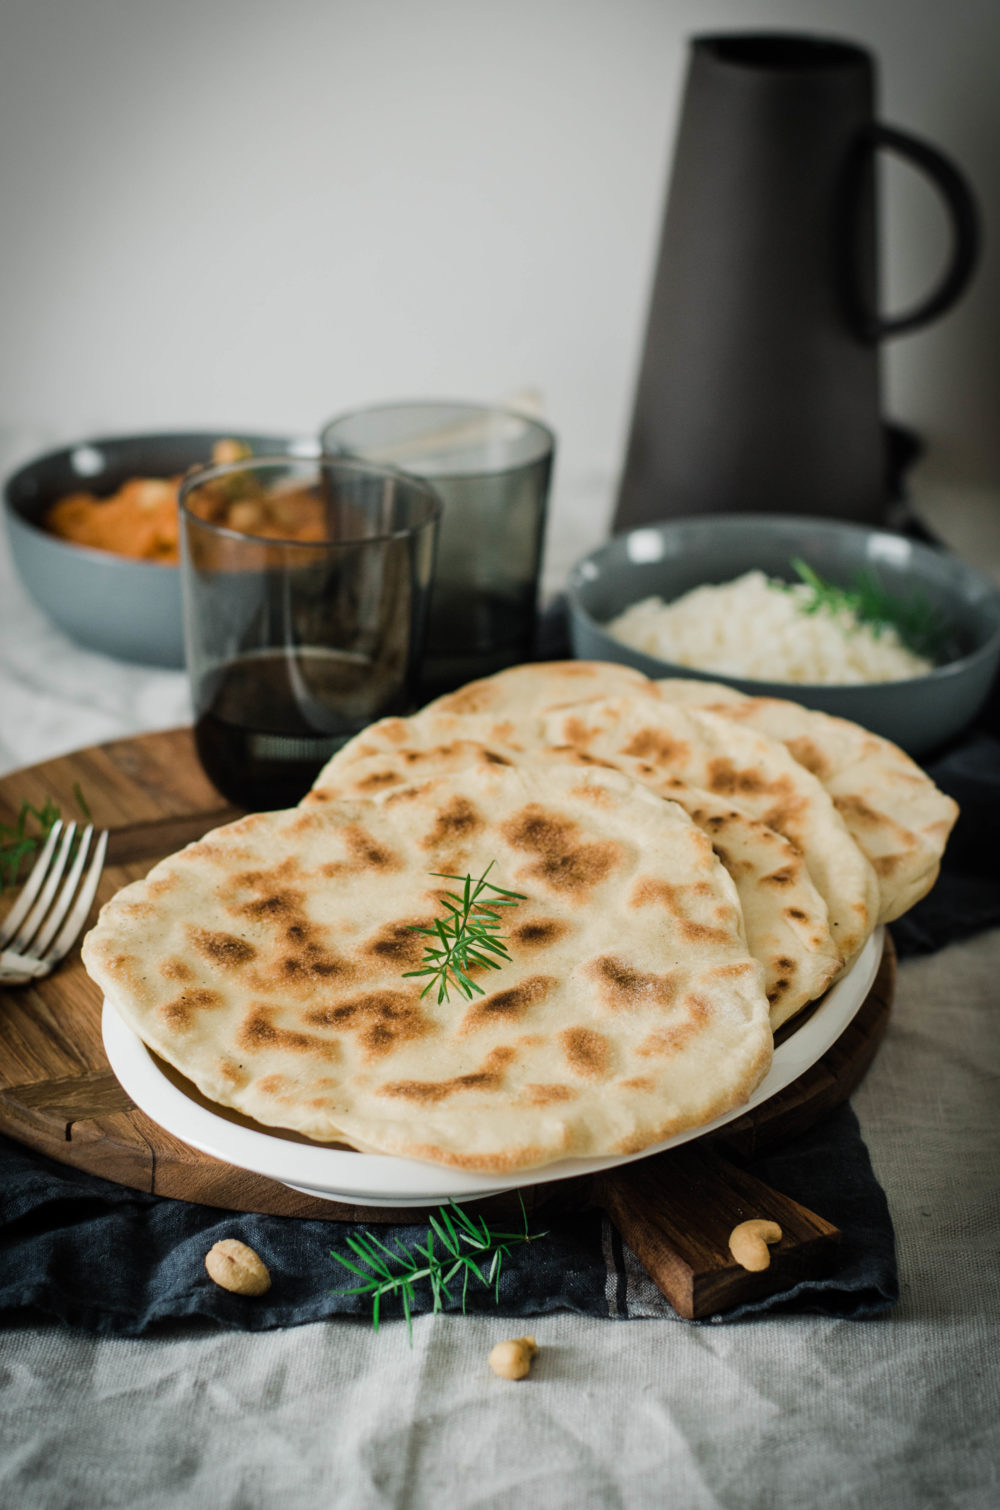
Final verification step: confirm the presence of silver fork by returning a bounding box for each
[0,819,108,985]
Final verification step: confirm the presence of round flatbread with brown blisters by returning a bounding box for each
[533,697,880,968]
[83,762,772,1173]
[314,713,842,1028]
[393,671,881,967]
[654,679,958,923]
[423,659,655,717]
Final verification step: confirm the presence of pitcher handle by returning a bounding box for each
[860,123,981,340]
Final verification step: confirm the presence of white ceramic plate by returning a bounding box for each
[101,927,883,1208]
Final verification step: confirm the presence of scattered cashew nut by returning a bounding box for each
[728,1219,783,1272]
[205,1239,272,1296]
[488,1336,538,1380]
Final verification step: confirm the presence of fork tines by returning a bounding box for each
[0,820,109,975]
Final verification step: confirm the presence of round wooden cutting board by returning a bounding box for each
[0,728,895,1319]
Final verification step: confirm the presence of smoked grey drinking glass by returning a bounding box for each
[321,402,555,699]
[179,455,440,810]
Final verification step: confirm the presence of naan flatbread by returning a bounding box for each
[534,698,880,967]
[654,679,958,922]
[420,664,887,961]
[425,659,654,716]
[84,762,772,1173]
[313,713,841,1027]
[425,661,953,928]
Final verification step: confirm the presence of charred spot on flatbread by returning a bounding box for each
[621,727,691,766]
[362,920,431,968]
[705,758,769,798]
[355,768,402,791]
[237,1006,340,1061]
[377,1046,516,1103]
[785,736,832,778]
[559,1026,613,1078]
[509,917,570,950]
[460,974,556,1032]
[420,793,484,850]
[344,824,401,872]
[305,989,429,1059]
[189,928,256,969]
[157,987,224,1032]
[502,804,623,895]
[587,954,682,1011]
[637,993,712,1057]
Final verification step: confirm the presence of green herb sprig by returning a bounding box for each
[331,1195,547,1340]
[788,558,948,659]
[403,862,525,1004]
[0,783,91,893]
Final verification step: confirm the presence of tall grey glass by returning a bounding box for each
[179,455,440,810]
[321,402,555,698]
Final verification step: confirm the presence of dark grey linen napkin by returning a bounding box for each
[0,1102,895,1336]
[889,731,1000,958]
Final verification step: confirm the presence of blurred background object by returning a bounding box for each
[612,31,980,532]
[566,515,1000,755]
[3,431,311,666]
[180,454,440,807]
[1,0,997,597]
[322,401,554,697]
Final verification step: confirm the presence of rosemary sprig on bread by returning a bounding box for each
[403,862,526,1004]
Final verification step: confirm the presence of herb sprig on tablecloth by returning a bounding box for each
[331,1196,547,1340]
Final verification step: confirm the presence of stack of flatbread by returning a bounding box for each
[83,660,957,1175]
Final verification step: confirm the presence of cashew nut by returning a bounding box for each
[728,1219,783,1272]
[204,1239,272,1296]
[488,1336,538,1380]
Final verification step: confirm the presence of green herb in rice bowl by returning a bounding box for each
[605,565,938,685]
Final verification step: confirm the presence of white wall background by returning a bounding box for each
[1,0,997,560]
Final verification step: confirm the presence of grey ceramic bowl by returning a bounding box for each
[4,431,315,667]
[567,513,1000,756]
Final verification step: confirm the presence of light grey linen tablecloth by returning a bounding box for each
[2,929,997,1510]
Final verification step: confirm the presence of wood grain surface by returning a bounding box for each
[0,728,895,1317]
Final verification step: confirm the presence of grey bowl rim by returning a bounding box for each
[3,428,318,575]
[320,397,557,479]
[566,511,1000,693]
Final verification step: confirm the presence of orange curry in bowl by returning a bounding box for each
[43,439,325,563]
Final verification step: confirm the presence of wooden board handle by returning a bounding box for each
[592,1144,840,1320]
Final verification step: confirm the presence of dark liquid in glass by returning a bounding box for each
[419,587,536,700]
[194,648,401,810]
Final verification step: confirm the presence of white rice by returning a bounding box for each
[605,570,933,685]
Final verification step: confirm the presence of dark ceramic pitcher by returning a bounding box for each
[614,33,980,530]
